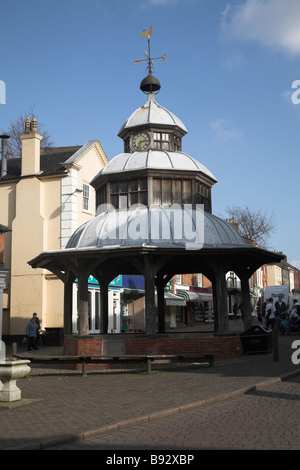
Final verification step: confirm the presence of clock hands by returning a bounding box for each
[132,133,150,151]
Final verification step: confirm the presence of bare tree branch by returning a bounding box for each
[225,205,277,248]
[1,107,54,157]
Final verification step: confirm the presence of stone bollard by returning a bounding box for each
[0,359,31,402]
[12,342,17,356]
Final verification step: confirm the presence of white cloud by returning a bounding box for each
[209,118,243,141]
[221,0,300,56]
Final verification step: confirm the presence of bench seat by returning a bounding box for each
[14,353,214,376]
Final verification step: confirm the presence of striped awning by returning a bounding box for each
[176,289,212,303]
[155,292,186,306]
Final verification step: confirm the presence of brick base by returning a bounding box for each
[63,334,244,370]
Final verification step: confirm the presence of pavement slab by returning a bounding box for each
[0,332,300,450]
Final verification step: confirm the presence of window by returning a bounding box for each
[153,179,162,204]
[182,180,192,204]
[96,185,107,209]
[83,183,91,212]
[152,178,192,206]
[153,132,170,150]
[173,180,182,203]
[173,135,181,152]
[162,179,172,204]
[196,182,211,210]
[124,138,130,153]
[110,179,147,208]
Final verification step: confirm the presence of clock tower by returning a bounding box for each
[118,73,187,155]
[91,62,217,213]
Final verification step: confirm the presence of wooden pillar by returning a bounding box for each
[63,272,74,335]
[99,277,109,334]
[240,275,252,331]
[156,275,165,334]
[212,265,229,333]
[77,273,89,336]
[212,281,219,332]
[144,257,156,335]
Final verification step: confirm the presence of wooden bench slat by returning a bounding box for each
[14,353,213,376]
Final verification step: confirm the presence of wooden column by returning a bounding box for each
[99,277,109,334]
[240,275,252,331]
[63,271,74,335]
[156,275,165,334]
[212,265,229,333]
[212,280,219,332]
[144,257,156,335]
[77,273,89,336]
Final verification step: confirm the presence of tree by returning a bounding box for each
[1,108,54,157]
[225,204,277,248]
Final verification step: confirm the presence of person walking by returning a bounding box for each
[233,302,239,321]
[32,312,41,347]
[26,317,38,351]
[275,295,286,316]
[286,299,300,335]
[265,298,276,329]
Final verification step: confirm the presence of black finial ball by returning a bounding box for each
[140,74,161,93]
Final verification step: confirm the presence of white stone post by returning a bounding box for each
[0,269,9,341]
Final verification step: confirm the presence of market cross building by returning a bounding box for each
[28,37,283,358]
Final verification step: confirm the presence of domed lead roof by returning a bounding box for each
[66,208,245,250]
[90,150,217,182]
[118,93,187,137]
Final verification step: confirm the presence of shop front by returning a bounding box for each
[73,275,122,334]
[176,289,213,326]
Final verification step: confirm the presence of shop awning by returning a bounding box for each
[164,292,186,306]
[176,290,212,303]
[155,292,186,306]
[123,289,186,306]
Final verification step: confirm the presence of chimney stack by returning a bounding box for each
[0,134,10,177]
[20,117,43,176]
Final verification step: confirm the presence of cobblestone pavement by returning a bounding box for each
[50,375,300,450]
[1,331,300,451]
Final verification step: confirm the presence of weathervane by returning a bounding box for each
[134,26,166,75]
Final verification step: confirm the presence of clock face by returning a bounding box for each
[132,132,151,152]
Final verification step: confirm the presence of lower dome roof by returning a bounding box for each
[66,207,246,250]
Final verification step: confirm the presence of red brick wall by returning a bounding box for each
[63,335,244,364]
[125,337,243,360]
[63,337,103,356]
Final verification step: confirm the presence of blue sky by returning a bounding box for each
[1,0,300,268]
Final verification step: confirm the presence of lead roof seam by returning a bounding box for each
[96,210,118,245]
[163,150,174,168]
[205,212,224,244]
[74,220,90,248]
[154,101,176,126]
[145,150,150,167]
[148,99,152,123]
[123,153,133,170]
[180,151,201,170]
